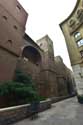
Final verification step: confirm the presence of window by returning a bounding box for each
[74,32,81,39]
[77,39,83,47]
[69,19,76,27]
[80,50,83,57]
[3,16,7,20]
[16,5,21,11]
[7,40,12,45]
[13,25,18,30]
[77,9,83,22]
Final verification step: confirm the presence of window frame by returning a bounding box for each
[74,32,81,39]
[77,39,83,47]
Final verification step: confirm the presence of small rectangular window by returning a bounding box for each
[16,5,21,11]
[13,25,18,30]
[80,50,83,57]
[3,16,7,20]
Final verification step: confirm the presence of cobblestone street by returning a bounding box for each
[13,97,83,125]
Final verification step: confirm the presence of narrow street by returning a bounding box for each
[13,97,83,125]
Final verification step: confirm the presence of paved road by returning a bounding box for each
[13,97,83,125]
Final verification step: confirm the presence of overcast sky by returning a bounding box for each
[18,0,77,70]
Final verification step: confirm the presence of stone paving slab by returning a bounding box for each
[13,97,83,125]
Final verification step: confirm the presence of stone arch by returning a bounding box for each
[22,46,42,65]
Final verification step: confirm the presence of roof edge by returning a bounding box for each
[59,0,80,28]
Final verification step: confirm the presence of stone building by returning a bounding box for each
[0,0,75,98]
[17,34,75,97]
[60,0,83,95]
[17,34,58,97]
[0,0,28,80]
[55,56,75,96]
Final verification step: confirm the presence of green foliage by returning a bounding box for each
[0,81,38,102]
[38,96,46,101]
[0,69,41,106]
[14,69,37,90]
[14,69,33,84]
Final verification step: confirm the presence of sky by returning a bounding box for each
[18,0,77,70]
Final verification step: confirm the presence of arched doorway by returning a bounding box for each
[22,46,41,65]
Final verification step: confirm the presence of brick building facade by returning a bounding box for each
[0,0,75,98]
[0,0,28,80]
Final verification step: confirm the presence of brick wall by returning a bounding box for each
[0,0,28,28]
[0,47,18,81]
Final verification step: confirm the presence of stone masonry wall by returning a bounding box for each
[0,99,51,125]
[72,64,83,95]
[0,47,18,81]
